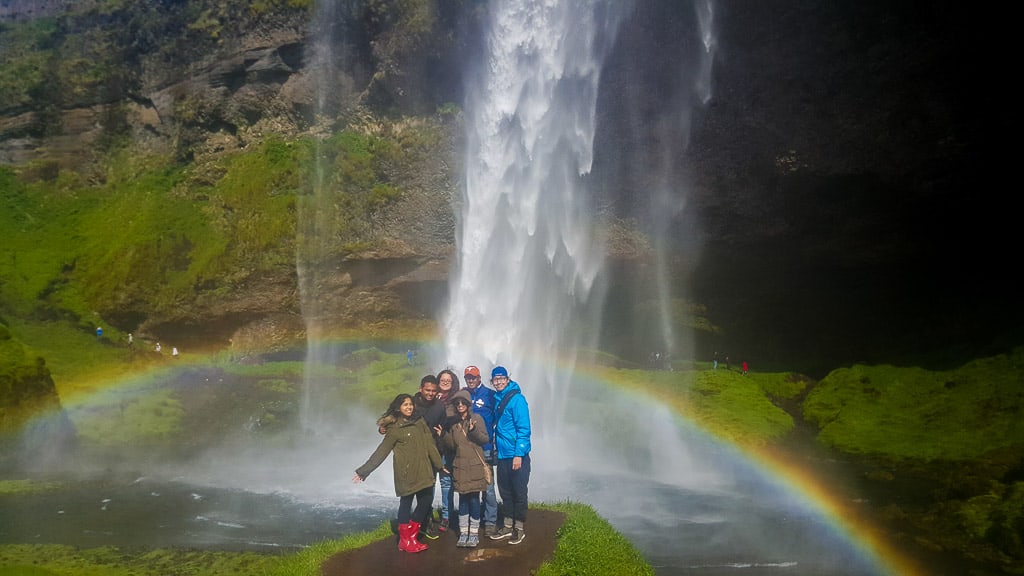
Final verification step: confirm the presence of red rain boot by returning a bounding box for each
[406,521,428,552]
[397,523,413,552]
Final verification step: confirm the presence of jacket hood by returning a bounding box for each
[448,389,473,406]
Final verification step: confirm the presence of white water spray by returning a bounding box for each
[443,0,633,401]
[649,0,717,360]
[297,0,345,434]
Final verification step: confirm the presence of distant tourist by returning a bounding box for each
[353,393,444,554]
[742,360,748,376]
[489,366,531,545]
[172,347,179,359]
[127,333,133,347]
[155,342,162,353]
[95,326,103,339]
[407,349,415,365]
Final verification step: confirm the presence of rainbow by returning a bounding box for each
[577,365,928,576]
[19,339,927,574]
[742,445,926,576]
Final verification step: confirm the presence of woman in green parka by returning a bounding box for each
[353,393,445,553]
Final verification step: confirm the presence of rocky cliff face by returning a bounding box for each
[593,0,1017,370]
[1,0,463,350]
[1,1,1016,369]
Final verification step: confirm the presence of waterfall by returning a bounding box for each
[649,0,717,363]
[443,0,634,417]
[296,0,344,435]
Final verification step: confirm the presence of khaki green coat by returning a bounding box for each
[355,416,443,497]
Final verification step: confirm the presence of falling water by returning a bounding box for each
[297,0,343,434]
[443,0,634,414]
[441,0,733,562]
[648,0,717,361]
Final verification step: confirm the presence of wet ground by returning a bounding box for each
[321,510,564,576]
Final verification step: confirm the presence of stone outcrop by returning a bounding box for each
[0,1,1015,367]
[0,323,76,468]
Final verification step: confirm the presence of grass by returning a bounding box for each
[802,346,1024,460]
[597,366,802,447]
[0,503,652,576]
[5,320,140,399]
[0,545,279,576]
[536,502,654,576]
[0,479,63,495]
[260,522,393,576]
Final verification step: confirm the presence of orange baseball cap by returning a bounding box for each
[464,366,481,377]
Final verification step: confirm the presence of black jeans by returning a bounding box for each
[495,454,530,524]
[397,485,434,525]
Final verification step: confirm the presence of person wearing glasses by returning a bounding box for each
[487,365,531,545]
[435,369,462,533]
[463,365,498,536]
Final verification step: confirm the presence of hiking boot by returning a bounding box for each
[421,519,440,540]
[467,533,479,547]
[484,524,497,537]
[508,528,525,545]
[438,518,449,532]
[456,533,469,547]
[489,525,513,540]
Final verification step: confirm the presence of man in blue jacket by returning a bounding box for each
[463,365,498,536]
[487,365,531,545]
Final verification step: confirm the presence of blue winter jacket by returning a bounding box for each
[468,384,496,454]
[492,380,531,459]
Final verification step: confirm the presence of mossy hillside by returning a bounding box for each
[2,123,429,347]
[0,18,57,115]
[72,140,301,320]
[802,349,1024,572]
[802,347,1024,460]
[5,320,143,400]
[598,366,802,447]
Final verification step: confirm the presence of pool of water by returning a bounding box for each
[2,363,894,574]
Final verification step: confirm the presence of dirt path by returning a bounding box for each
[321,509,565,576]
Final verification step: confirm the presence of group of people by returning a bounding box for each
[712,352,748,374]
[353,364,532,554]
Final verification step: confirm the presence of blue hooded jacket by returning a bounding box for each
[492,380,531,459]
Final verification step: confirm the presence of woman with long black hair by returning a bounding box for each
[353,392,445,553]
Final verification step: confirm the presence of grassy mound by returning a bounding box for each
[803,347,1024,460]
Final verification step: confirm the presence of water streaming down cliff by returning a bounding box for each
[443,0,633,413]
[297,0,344,435]
[648,0,716,360]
